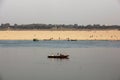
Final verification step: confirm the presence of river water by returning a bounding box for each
[0,40,120,80]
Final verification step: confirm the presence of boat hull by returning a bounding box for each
[48,55,69,59]
[33,39,39,41]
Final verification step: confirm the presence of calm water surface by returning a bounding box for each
[0,40,120,80]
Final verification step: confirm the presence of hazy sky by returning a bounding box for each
[0,0,120,25]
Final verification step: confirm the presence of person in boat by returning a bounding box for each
[57,53,60,56]
[60,53,64,56]
[56,53,63,56]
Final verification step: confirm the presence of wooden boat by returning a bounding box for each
[71,39,77,41]
[48,54,69,59]
[33,38,39,41]
[68,39,77,41]
[67,38,77,41]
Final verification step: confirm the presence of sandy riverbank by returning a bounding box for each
[0,30,120,40]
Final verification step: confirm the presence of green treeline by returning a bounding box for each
[0,23,120,30]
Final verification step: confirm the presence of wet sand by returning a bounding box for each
[0,30,120,40]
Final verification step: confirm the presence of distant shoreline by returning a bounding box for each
[0,29,119,31]
[0,30,120,40]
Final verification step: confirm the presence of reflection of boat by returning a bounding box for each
[33,38,39,41]
[48,54,69,59]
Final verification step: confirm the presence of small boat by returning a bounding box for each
[68,39,77,41]
[33,38,39,41]
[48,54,69,59]
[70,40,77,41]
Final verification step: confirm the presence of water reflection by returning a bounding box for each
[48,58,69,61]
[0,46,120,80]
[0,74,3,80]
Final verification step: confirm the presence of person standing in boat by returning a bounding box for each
[57,53,59,56]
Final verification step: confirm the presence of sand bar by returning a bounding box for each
[0,30,120,40]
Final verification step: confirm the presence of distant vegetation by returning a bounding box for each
[0,23,120,30]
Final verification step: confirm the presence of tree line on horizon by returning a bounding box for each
[0,23,120,30]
